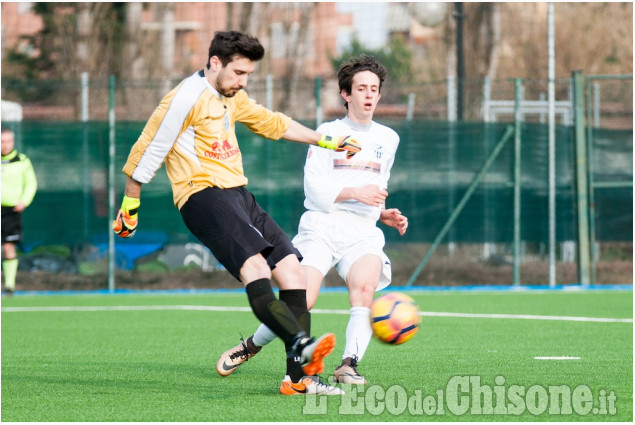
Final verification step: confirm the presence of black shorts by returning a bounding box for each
[1,206,22,244]
[180,186,301,281]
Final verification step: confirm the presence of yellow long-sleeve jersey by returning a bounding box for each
[123,70,291,209]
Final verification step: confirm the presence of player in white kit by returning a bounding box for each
[217,55,408,386]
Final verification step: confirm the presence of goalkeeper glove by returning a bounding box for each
[317,134,361,159]
[112,195,140,238]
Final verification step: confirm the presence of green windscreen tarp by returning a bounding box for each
[5,120,632,249]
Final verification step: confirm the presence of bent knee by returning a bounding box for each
[239,254,271,283]
[349,281,377,307]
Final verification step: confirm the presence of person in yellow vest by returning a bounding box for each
[112,31,361,395]
[1,128,37,295]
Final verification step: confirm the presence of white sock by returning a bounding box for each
[252,323,278,347]
[342,306,372,361]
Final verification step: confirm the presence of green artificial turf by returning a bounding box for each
[1,290,632,421]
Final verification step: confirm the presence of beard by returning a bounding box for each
[217,85,239,98]
[215,71,240,97]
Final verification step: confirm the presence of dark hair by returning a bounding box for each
[338,54,387,96]
[207,31,265,68]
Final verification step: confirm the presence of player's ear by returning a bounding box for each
[341,89,351,103]
[209,56,221,72]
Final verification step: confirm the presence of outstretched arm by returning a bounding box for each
[282,120,361,158]
[281,120,321,145]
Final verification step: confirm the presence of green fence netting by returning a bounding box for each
[5,120,632,251]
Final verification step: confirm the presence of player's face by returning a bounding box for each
[214,56,255,98]
[343,70,382,122]
[1,131,15,156]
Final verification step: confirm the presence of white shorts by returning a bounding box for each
[292,210,391,291]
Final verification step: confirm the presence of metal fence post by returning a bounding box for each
[513,78,523,286]
[108,75,116,293]
[315,76,322,127]
[572,70,591,286]
[593,82,600,128]
[548,2,557,287]
[81,72,90,242]
[584,75,597,285]
[447,76,457,257]
[482,76,490,122]
[447,76,456,122]
[406,93,415,121]
[266,74,273,110]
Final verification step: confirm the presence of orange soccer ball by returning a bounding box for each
[370,292,421,345]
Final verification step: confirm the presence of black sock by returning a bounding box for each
[279,289,310,334]
[245,279,304,347]
[280,289,311,381]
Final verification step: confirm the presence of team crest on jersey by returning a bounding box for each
[374,143,384,159]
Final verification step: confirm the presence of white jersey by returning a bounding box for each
[304,116,400,221]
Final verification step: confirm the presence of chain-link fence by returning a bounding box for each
[3,73,632,128]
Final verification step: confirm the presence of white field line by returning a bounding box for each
[1,305,253,313]
[418,311,633,323]
[1,305,632,323]
[534,356,581,360]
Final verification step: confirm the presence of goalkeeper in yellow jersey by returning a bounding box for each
[113,31,361,395]
[1,128,38,296]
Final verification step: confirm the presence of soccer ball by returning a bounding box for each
[370,292,421,345]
